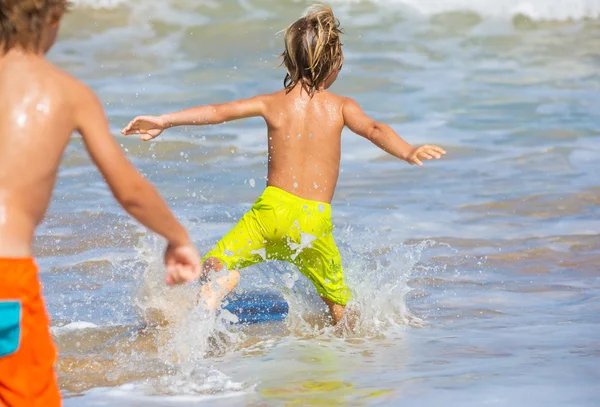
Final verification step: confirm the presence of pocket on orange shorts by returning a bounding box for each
[0,300,21,357]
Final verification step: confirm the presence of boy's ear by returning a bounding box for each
[50,11,63,27]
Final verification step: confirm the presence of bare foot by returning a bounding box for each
[334,305,359,336]
[322,297,346,324]
[198,270,241,311]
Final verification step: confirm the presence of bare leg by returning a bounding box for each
[321,297,345,325]
[200,257,240,311]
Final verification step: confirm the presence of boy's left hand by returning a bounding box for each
[407,145,446,166]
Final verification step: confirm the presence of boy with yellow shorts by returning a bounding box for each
[123,4,446,324]
[205,186,350,307]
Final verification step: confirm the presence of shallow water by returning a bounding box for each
[35,0,600,405]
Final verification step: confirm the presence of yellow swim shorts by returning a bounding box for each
[204,186,351,305]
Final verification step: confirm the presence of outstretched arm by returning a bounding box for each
[342,97,446,166]
[122,95,265,141]
[76,84,201,285]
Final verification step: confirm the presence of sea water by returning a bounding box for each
[34,0,600,405]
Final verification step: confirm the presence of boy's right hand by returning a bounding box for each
[407,145,446,166]
[122,115,169,141]
[164,242,202,285]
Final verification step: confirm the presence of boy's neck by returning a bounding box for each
[290,81,327,97]
[0,47,45,59]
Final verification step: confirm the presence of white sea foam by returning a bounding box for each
[51,321,99,335]
[132,235,244,362]
[71,0,600,20]
[65,378,248,406]
[332,0,600,20]
[70,0,129,8]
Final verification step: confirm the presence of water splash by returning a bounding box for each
[131,225,430,368]
[131,235,246,393]
[339,228,428,335]
[279,226,426,337]
[191,226,430,338]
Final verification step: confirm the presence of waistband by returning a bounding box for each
[262,186,332,210]
[0,257,36,265]
[0,257,38,283]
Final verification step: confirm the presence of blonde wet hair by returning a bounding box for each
[280,4,344,96]
[0,0,68,52]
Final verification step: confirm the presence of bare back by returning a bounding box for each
[0,52,79,256]
[262,86,345,203]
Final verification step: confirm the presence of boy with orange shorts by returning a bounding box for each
[123,5,446,325]
[0,1,201,405]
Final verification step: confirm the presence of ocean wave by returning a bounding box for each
[71,0,128,8]
[70,0,600,21]
[66,379,249,406]
[333,0,600,20]
[421,0,598,20]
[51,321,99,335]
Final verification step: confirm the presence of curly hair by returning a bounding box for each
[280,4,344,96]
[0,0,68,52]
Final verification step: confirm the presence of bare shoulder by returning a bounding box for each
[36,59,98,109]
[258,90,285,106]
[42,65,107,132]
[319,91,352,111]
[325,94,354,122]
[37,59,78,86]
[339,95,360,111]
[337,95,374,135]
[253,90,286,118]
[62,72,97,107]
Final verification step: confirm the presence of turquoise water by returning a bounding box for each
[36,0,600,405]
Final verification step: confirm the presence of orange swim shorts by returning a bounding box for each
[0,258,60,407]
